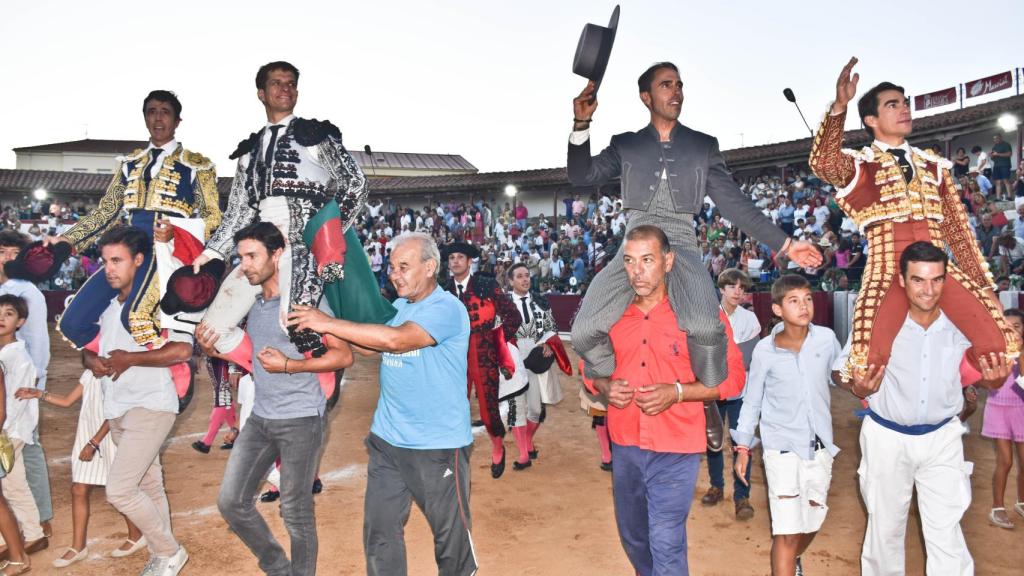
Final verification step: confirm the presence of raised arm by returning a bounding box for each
[808,57,859,189]
[566,81,622,187]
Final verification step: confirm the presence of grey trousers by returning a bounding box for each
[571,185,726,386]
[218,413,325,576]
[363,433,476,576]
[23,429,52,523]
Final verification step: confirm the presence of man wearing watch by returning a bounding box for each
[583,225,745,576]
[568,62,822,391]
[833,241,1013,575]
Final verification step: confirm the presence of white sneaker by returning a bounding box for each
[161,546,189,576]
[138,556,163,576]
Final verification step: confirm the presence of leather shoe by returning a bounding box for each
[704,400,725,452]
[528,449,539,460]
[191,441,211,454]
[600,461,613,472]
[259,490,280,503]
[25,537,48,554]
[490,449,506,479]
[220,442,234,450]
[701,486,724,506]
[735,498,755,520]
[512,460,532,471]
[312,478,323,494]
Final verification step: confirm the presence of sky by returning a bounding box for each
[3,0,1023,176]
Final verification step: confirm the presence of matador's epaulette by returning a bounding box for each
[179,149,214,170]
[229,132,260,160]
[840,146,874,163]
[118,147,148,163]
[293,118,341,147]
[911,146,953,170]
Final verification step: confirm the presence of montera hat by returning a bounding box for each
[572,5,620,95]
[444,242,480,259]
[4,241,71,283]
[160,259,226,315]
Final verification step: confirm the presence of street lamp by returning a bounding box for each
[504,184,517,197]
[998,113,1019,133]
[32,188,47,201]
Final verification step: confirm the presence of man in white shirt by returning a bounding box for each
[88,226,192,575]
[835,241,1011,576]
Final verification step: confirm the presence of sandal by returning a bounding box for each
[0,559,30,575]
[989,507,1015,529]
[110,536,146,558]
[52,546,88,568]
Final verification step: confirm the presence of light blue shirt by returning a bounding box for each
[834,312,968,426]
[732,323,842,459]
[0,279,49,389]
[1013,216,1024,241]
[371,284,471,449]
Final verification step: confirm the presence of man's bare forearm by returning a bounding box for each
[321,319,419,354]
[122,342,193,368]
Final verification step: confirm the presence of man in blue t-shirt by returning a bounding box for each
[288,232,475,576]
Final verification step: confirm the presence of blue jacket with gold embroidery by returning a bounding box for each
[63,144,222,250]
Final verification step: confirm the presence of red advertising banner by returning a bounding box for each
[914,87,957,110]
[965,71,1013,98]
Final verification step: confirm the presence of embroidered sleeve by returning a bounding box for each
[194,165,223,241]
[494,286,522,341]
[206,158,255,257]
[63,167,126,250]
[539,307,556,335]
[938,168,995,289]
[808,107,855,188]
[319,135,367,232]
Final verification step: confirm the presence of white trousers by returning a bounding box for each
[858,416,974,576]
[202,197,293,353]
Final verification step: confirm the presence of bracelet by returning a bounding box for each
[573,118,592,124]
[88,440,100,453]
[284,358,290,375]
[41,390,49,402]
[675,381,684,403]
[735,445,750,454]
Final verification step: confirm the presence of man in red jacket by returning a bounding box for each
[585,224,745,576]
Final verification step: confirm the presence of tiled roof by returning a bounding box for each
[0,169,236,196]
[351,150,476,173]
[13,139,149,154]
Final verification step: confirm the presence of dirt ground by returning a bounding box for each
[32,326,1023,575]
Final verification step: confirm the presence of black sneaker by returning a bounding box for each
[220,442,234,450]
[600,461,613,472]
[191,441,210,454]
[312,478,323,494]
[259,490,280,503]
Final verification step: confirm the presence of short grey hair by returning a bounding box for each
[392,232,441,277]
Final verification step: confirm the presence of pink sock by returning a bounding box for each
[512,427,531,464]
[525,420,540,452]
[202,407,228,446]
[490,434,504,465]
[595,424,612,464]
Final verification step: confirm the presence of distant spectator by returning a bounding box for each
[976,212,1004,257]
[953,147,971,179]
[991,134,1014,201]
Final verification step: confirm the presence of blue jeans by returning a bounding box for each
[706,398,750,500]
[218,414,325,576]
[611,444,700,576]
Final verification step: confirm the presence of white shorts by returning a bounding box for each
[763,448,834,535]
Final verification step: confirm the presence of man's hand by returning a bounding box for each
[541,343,554,358]
[43,235,70,247]
[573,81,598,128]
[734,449,751,487]
[257,347,289,374]
[83,352,112,379]
[788,241,824,268]
[287,305,334,334]
[195,321,223,359]
[831,56,859,115]
[976,352,1014,389]
[593,377,634,409]
[851,363,885,399]
[153,218,174,244]
[106,350,134,381]
[192,253,212,274]
[634,384,678,416]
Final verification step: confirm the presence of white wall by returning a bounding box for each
[15,151,119,173]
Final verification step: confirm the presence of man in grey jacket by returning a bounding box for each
[568,62,821,386]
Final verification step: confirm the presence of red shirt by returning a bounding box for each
[586,298,745,454]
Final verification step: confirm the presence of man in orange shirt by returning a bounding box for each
[586,224,745,576]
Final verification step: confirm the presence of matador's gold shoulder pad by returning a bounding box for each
[118,148,148,163]
[840,146,874,162]
[179,149,214,171]
[911,146,953,170]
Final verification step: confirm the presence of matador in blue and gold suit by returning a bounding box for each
[58,140,221,348]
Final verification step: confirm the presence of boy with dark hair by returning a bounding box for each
[701,268,761,519]
[0,293,39,575]
[733,274,841,576]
